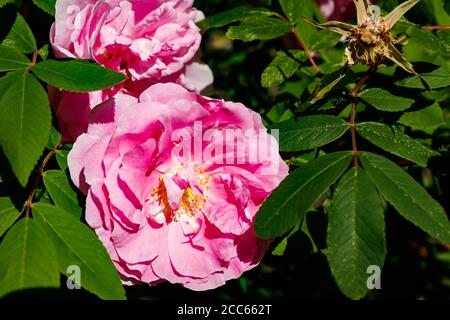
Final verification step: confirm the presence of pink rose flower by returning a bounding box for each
[68,83,288,291]
[50,0,213,142]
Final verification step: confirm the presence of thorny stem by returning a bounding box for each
[423,25,450,30]
[292,28,321,75]
[348,69,376,167]
[24,145,61,217]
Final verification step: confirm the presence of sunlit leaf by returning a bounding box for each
[327,168,386,300]
[226,17,292,42]
[255,152,352,238]
[361,152,450,243]
[356,122,439,167]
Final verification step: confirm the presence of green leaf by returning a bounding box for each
[279,0,301,22]
[279,109,294,122]
[2,13,36,54]
[309,68,354,104]
[295,19,319,48]
[0,72,51,187]
[32,0,56,16]
[271,115,349,152]
[266,101,294,123]
[309,30,341,51]
[359,88,414,112]
[398,102,445,133]
[271,223,300,256]
[437,29,450,51]
[226,17,292,42]
[197,6,276,31]
[327,168,386,300]
[56,149,70,171]
[0,44,31,72]
[0,218,59,298]
[38,44,49,60]
[46,125,61,150]
[317,95,349,111]
[0,197,20,237]
[43,170,82,219]
[395,67,450,89]
[32,59,127,92]
[32,203,126,300]
[261,50,306,88]
[425,0,450,25]
[291,0,320,48]
[412,27,450,56]
[0,0,15,8]
[356,122,439,167]
[261,50,306,87]
[271,237,288,256]
[360,152,450,243]
[255,152,352,238]
[36,188,52,204]
[306,0,322,20]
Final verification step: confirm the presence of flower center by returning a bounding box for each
[145,166,210,234]
[178,187,206,218]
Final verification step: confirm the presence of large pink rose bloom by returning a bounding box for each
[68,83,288,290]
[50,0,213,142]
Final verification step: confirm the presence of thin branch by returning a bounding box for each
[423,25,450,30]
[350,72,372,98]
[395,159,414,167]
[291,28,321,75]
[32,48,38,64]
[349,100,359,167]
[273,12,321,75]
[24,146,60,217]
[273,12,289,22]
[348,69,375,167]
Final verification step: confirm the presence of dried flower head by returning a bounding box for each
[305,0,421,74]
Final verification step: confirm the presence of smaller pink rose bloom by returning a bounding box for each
[50,0,213,142]
[68,83,288,290]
